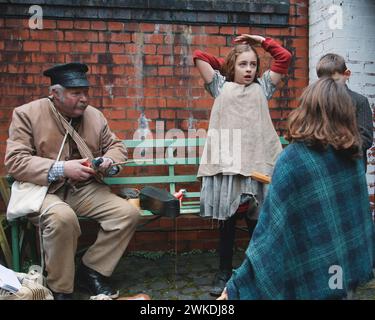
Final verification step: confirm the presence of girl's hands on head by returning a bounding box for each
[234,34,265,46]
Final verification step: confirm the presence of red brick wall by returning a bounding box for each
[0,0,309,251]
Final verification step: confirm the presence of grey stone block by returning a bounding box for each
[0,1,290,27]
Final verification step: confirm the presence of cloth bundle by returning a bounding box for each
[0,265,53,300]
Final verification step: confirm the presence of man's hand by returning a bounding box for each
[64,158,96,181]
[234,34,265,46]
[97,157,113,171]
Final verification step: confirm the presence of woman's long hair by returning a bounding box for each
[285,77,361,159]
[221,44,260,82]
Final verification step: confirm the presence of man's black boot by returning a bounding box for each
[52,291,74,300]
[77,264,119,298]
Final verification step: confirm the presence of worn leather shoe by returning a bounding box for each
[77,264,119,298]
[52,292,74,300]
[209,269,232,297]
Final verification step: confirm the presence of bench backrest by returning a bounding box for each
[105,137,209,215]
[1,137,288,216]
[104,138,206,194]
[104,137,288,212]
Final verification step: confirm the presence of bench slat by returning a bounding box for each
[140,210,154,216]
[124,137,287,148]
[184,192,200,198]
[104,175,198,185]
[183,201,200,205]
[180,208,200,214]
[123,158,200,166]
[123,138,206,148]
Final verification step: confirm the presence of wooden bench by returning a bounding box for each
[105,138,206,215]
[1,136,288,271]
[2,137,205,271]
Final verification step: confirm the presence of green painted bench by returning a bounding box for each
[3,136,288,271]
[5,137,205,271]
[104,137,206,215]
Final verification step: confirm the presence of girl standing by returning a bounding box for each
[193,34,292,296]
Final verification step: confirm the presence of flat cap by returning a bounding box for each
[43,62,89,87]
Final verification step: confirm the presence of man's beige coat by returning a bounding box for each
[5,97,127,192]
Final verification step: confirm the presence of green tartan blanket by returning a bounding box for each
[227,142,375,299]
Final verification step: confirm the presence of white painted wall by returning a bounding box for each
[309,0,375,210]
[310,0,375,96]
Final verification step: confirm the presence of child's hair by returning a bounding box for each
[316,53,347,78]
[285,77,361,159]
[221,44,260,82]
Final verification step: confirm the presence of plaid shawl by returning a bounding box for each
[227,142,375,299]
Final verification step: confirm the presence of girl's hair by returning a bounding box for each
[285,77,361,159]
[221,44,260,82]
